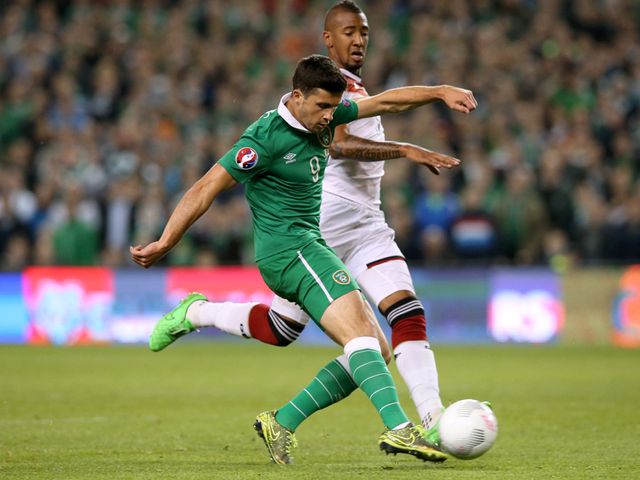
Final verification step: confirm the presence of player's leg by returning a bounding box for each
[256,290,444,464]
[273,291,391,429]
[319,291,445,462]
[189,294,310,345]
[358,259,444,430]
[272,297,391,434]
[272,241,409,429]
[319,290,410,429]
[148,293,308,352]
[321,198,444,430]
[254,241,446,463]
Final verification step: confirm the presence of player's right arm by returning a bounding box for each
[130,163,237,268]
[355,85,477,118]
[330,125,460,174]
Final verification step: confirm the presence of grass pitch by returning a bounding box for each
[1,343,638,479]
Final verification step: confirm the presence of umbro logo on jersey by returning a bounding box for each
[284,152,297,163]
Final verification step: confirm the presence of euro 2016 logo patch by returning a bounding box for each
[332,269,351,285]
[235,147,258,170]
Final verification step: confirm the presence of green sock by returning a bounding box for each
[276,357,357,431]
[348,348,409,429]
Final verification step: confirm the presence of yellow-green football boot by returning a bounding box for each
[254,411,298,465]
[379,424,448,462]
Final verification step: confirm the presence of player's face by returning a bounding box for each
[292,88,343,133]
[323,11,369,73]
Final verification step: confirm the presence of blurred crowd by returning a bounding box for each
[1,0,639,271]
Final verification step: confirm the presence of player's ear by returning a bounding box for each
[323,31,332,49]
[291,89,304,104]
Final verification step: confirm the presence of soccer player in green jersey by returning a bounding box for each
[131,54,476,464]
[267,0,463,452]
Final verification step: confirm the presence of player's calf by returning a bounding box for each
[382,296,427,348]
[382,295,444,430]
[248,305,305,346]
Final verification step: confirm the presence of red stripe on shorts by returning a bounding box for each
[366,255,406,269]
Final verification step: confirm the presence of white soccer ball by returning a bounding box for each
[439,399,498,459]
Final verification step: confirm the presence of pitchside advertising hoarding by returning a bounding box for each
[0,265,635,346]
[488,269,564,343]
[612,265,640,348]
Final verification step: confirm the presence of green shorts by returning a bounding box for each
[257,239,360,324]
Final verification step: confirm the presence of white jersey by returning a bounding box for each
[323,68,385,207]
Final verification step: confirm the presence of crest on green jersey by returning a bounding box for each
[332,269,351,285]
[317,127,333,148]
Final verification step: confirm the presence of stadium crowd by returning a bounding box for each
[1,0,639,270]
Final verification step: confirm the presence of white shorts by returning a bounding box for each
[270,294,311,325]
[271,193,415,323]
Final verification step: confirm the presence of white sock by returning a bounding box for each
[394,340,444,429]
[186,300,257,337]
[335,354,353,376]
[343,335,381,357]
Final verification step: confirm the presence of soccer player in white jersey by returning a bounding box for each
[322,0,448,431]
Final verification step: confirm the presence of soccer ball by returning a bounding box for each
[438,399,498,459]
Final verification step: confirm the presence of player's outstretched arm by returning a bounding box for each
[330,126,460,174]
[130,163,237,268]
[355,85,477,118]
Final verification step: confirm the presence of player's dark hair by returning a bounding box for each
[324,1,363,30]
[292,54,346,95]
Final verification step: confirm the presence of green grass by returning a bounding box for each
[1,343,638,479]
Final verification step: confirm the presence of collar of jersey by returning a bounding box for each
[278,93,311,133]
[340,68,362,84]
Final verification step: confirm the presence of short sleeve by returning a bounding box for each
[330,98,359,127]
[218,133,272,184]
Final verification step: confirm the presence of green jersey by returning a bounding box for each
[218,93,359,261]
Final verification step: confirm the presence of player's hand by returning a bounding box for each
[441,86,477,114]
[129,242,170,268]
[402,144,461,175]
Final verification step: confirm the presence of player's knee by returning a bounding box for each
[357,317,377,339]
[344,291,376,334]
[320,291,377,345]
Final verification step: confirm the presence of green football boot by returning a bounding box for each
[379,424,448,463]
[254,411,298,465]
[421,407,444,447]
[422,422,442,448]
[149,292,207,352]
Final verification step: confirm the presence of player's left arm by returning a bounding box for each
[130,163,237,268]
[355,85,477,118]
[330,125,460,174]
